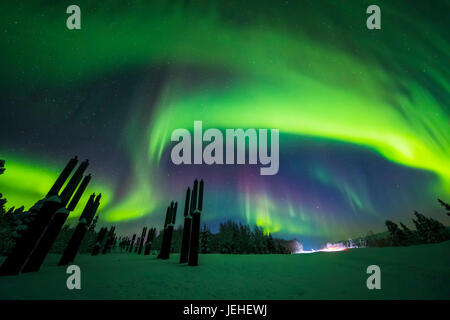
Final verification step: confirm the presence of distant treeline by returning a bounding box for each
[150,221,293,254]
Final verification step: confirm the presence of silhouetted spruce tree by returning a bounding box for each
[0,204,28,255]
[399,223,420,245]
[200,224,211,254]
[0,162,5,215]
[437,199,450,216]
[364,230,391,247]
[239,224,251,254]
[0,162,40,255]
[0,194,6,214]
[385,220,407,246]
[248,229,257,253]
[412,211,449,244]
[274,238,289,253]
[208,231,219,252]
[251,226,260,253]
[231,223,241,253]
[267,233,276,253]
[218,221,233,253]
[249,226,257,253]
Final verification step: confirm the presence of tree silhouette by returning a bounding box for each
[0,160,5,175]
[412,211,449,244]
[437,199,450,216]
[385,220,407,246]
[200,224,211,254]
[399,223,419,245]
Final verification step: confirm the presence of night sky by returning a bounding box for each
[0,1,449,249]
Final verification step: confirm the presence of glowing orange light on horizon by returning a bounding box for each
[295,243,349,254]
[319,246,347,252]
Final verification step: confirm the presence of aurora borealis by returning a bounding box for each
[0,1,449,248]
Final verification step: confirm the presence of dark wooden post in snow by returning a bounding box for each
[134,237,140,253]
[102,226,116,254]
[189,179,204,266]
[138,227,147,255]
[157,205,171,259]
[128,234,136,252]
[144,228,156,255]
[58,193,100,265]
[59,160,89,207]
[45,156,78,198]
[179,187,192,263]
[92,227,107,256]
[165,201,177,258]
[22,173,91,273]
[46,157,78,197]
[158,202,177,260]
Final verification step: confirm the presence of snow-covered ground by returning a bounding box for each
[0,241,449,299]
